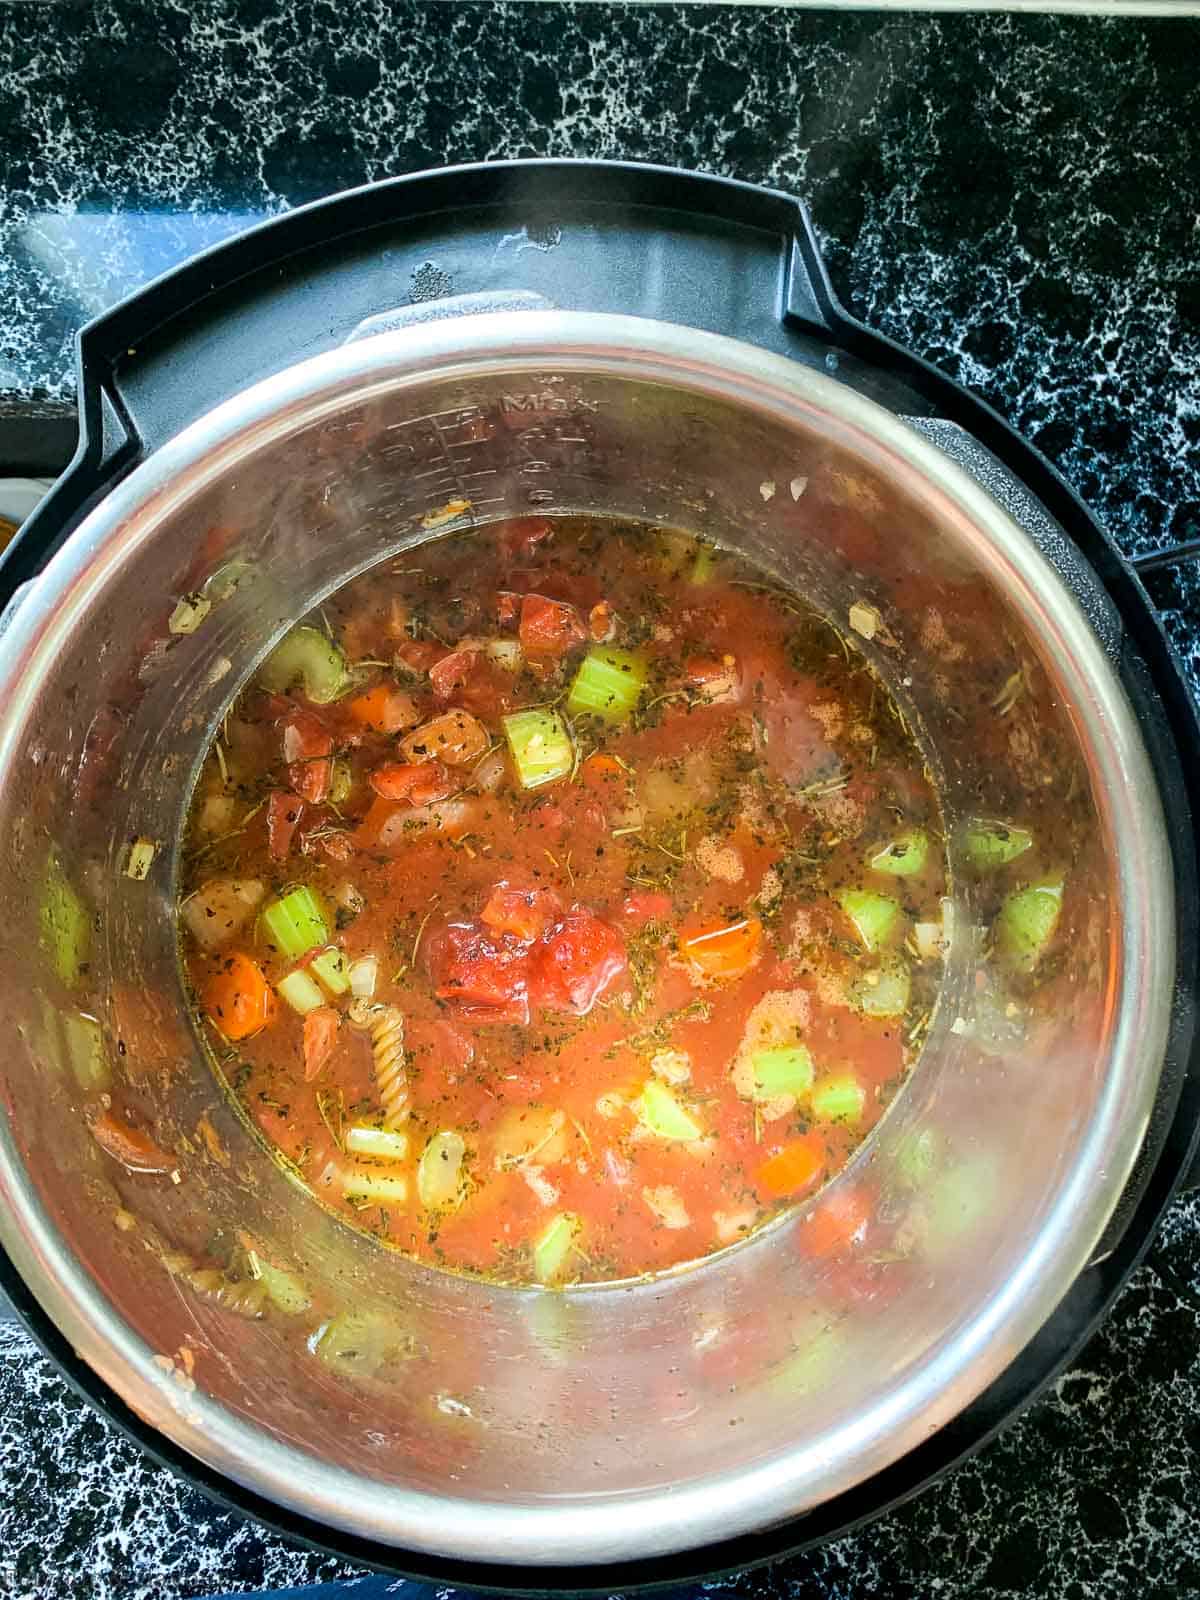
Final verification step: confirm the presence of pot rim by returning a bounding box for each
[0,310,1173,1564]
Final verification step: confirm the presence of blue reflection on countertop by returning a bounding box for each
[2,207,272,394]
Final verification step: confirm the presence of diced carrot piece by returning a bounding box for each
[518,594,587,661]
[679,915,762,981]
[797,1186,872,1257]
[580,752,625,792]
[282,710,333,803]
[89,1111,175,1174]
[398,709,489,767]
[480,884,561,944]
[429,647,479,700]
[347,684,421,734]
[202,952,276,1041]
[757,1137,824,1199]
[267,790,303,862]
[303,1006,340,1081]
[496,590,522,627]
[369,759,456,804]
[589,600,615,642]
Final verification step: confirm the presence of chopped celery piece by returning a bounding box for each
[261,886,329,961]
[533,1212,582,1284]
[565,647,647,725]
[276,969,325,1015]
[344,1125,409,1162]
[996,878,1063,972]
[40,850,90,989]
[837,888,900,952]
[254,1258,311,1315]
[751,1045,814,1101]
[124,836,158,881]
[328,758,353,806]
[851,960,911,1018]
[893,1127,940,1188]
[635,1080,704,1142]
[690,542,718,584]
[912,920,946,962]
[417,1130,467,1209]
[964,819,1033,870]
[868,828,930,878]
[343,1166,409,1206]
[970,986,1028,1057]
[921,1157,997,1261]
[811,1074,867,1125]
[312,1310,415,1375]
[259,625,349,704]
[310,947,349,996]
[62,1011,110,1092]
[502,709,574,790]
[765,1317,843,1399]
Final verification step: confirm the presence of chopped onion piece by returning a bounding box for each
[123,836,158,881]
[417,1130,467,1209]
[348,956,379,1000]
[168,593,211,635]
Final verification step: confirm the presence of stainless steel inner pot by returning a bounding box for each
[0,312,1173,1566]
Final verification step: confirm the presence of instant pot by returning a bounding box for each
[0,161,1196,1590]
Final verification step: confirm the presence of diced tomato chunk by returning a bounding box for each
[796,1186,872,1258]
[426,922,531,1024]
[518,593,587,661]
[685,654,740,703]
[621,889,674,926]
[282,710,334,803]
[531,799,567,834]
[267,789,303,862]
[533,908,628,1016]
[496,517,553,558]
[393,639,440,676]
[496,590,522,627]
[429,647,479,700]
[324,832,354,862]
[303,1006,340,1081]
[480,884,562,944]
[369,760,456,805]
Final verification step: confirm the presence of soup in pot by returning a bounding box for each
[178,516,947,1285]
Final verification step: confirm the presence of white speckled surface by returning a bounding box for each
[1,4,1199,1597]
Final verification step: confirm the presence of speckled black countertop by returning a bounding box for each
[2,5,1200,1598]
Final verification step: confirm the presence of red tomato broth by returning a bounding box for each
[180,516,946,1285]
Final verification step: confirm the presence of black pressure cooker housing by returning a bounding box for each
[3,162,1198,1591]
